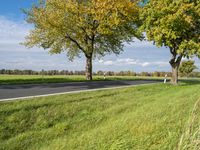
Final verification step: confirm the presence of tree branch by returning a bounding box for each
[176,55,183,64]
[169,47,177,65]
[79,26,93,41]
[65,33,86,53]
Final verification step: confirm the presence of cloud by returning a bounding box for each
[141,62,150,67]
[0,16,42,53]
[125,40,155,48]
[0,16,29,44]
[117,58,137,65]
[97,58,169,68]
[0,54,85,71]
[0,16,76,70]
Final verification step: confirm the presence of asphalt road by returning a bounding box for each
[0,80,159,100]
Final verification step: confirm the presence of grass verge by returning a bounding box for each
[0,82,200,149]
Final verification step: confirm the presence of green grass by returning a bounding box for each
[0,75,162,85]
[0,82,200,150]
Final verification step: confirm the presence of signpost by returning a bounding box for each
[164,74,167,84]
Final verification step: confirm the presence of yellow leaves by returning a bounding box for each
[177,40,200,57]
[89,0,139,34]
[24,0,141,59]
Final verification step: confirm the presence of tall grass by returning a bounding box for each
[177,98,200,150]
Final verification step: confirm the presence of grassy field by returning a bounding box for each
[0,75,163,85]
[0,82,200,150]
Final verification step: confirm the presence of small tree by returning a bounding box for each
[140,0,200,85]
[24,0,141,80]
[179,60,197,77]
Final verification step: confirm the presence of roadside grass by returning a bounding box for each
[0,75,163,85]
[177,98,200,150]
[0,82,200,150]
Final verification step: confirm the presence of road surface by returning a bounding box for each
[0,80,159,101]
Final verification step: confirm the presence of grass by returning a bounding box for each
[0,82,200,150]
[0,75,163,85]
[177,98,200,149]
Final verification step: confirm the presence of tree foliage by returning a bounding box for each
[140,0,200,84]
[141,0,200,56]
[179,60,197,77]
[24,0,141,80]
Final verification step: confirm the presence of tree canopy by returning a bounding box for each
[24,0,141,80]
[140,0,200,84]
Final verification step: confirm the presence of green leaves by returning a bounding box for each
[140,0,200,58]
[24,0,141,59]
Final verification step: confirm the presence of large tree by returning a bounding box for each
[140,0,200,85]
[24,0,141,80]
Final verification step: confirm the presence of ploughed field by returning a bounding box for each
[0,81,200,150]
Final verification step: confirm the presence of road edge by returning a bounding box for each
[0,82,159,102]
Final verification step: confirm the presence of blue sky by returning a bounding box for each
[0,1,199,72]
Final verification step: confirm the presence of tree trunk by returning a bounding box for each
[170,57,182,85]
[171,63,179,85]
[85,56,92,81]
[169,46,182,85]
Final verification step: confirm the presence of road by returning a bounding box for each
[0,80,159,101]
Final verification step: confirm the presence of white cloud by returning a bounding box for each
[98,60,114,65]
[116,58,137,65]
[98,58,138,66]
[125,37,156,48]
[0,16,29,44]
[0,16,74,71]
[97,58,169,68]
[0,16,42,53]
[141,62,150,67]
[104,60,114,65]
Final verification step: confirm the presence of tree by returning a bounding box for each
[179,60,197,77]
[140,0,200,85]
[24,0,141,80]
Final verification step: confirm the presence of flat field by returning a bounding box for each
[0,82,200,150]
[0,75,162,85]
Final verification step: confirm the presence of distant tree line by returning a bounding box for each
[0,69,83,76]
[1,69,199,78]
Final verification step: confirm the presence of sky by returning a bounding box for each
[0,0,199,72]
